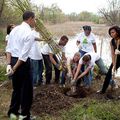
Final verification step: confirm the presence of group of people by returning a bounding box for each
[5,10,120,120]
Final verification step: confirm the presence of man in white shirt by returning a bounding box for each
[6,11,36,120]
[71,52,107,91]
[76,25,97,57]
[41,43,52,84]
[41,35,68,84]
[29,30,43,86]
[49,35,68,84]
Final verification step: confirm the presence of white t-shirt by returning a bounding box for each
[41,44,51,55]
[41,43,65,55]
[29,30,43,60]
[77,32,96,52]
[79,52,100,69]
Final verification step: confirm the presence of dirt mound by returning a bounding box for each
[32,84,80,116]
[32,84,97,116]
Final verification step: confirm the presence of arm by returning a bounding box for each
[6,52,12,65]
[110,41,115,66]
[77,66,91,79]
[49,53,57,65]
[73,63,82,80]
[93,43,97,52]
[67,59,73,77]
[12,60,24,72]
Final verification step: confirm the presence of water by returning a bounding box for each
[65,34,120,76]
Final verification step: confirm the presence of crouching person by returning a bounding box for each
[60,52,81,87]
[71,52,107,93]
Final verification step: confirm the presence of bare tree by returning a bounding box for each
[0,0,5,19]
[99,0,120,25]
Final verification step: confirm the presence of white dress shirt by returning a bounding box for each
[6,22,34,62]
[29,30,43,60]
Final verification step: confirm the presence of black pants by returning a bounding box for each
[42,54,60,84]
[8,57,33,119]
[42,54,52,84]
[101,56,120,93]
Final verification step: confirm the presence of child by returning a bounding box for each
[60,52,80,87]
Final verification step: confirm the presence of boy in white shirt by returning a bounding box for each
[71,52,107,91]
[29,30,43,86]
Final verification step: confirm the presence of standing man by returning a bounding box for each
[6,11,36,120]
[76,25,97,57]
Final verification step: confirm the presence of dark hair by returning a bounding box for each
[23,11,35,21]
[82,55,91,62]
[108,26,120,37]
[83,25,91,31]
[7,24,14,34]
[60,35,68,41]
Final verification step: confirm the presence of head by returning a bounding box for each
[59,35,68,46]
[83,25,91,36]
[82,54,91,64]
[108,26,120,39]
[73,52,80,62]
[7,24,15,34]
[23,11,35,28]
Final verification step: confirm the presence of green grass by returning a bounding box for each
[0,30,5,51]
[60,99,120,120]
[0,65,7,81]
[36,99,120,120]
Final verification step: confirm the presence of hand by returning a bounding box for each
[67,73,73,78]
[71,79,76,86]
[5,65,14,76]
[115,49,120,55]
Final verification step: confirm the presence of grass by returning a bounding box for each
[0,29,6,51]
[36,99,120,120]
[0,65,7,81]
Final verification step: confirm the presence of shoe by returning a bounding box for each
[59,84,65,88]
[18,115,27,120]
[10,113,17,120]
[30,115,36,120]
[96,89,102,93]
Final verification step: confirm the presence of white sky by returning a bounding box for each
[31,0,107,14]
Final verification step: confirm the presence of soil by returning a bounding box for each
[31,75,120,117]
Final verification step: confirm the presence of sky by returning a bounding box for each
[31,0,107,14]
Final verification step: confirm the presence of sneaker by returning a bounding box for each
[18,115,27,120]
[30,115,36,120]
[10,113,17,120]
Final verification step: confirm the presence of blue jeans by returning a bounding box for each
[79,49,87,57]
[30,59,43,86]
[83,70,93,87]
[60,70,67,85]
[95,58,108,75]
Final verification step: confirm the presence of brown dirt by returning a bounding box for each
[1,76,120,119]
[31,75,120,117]
[32,84,79,116]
